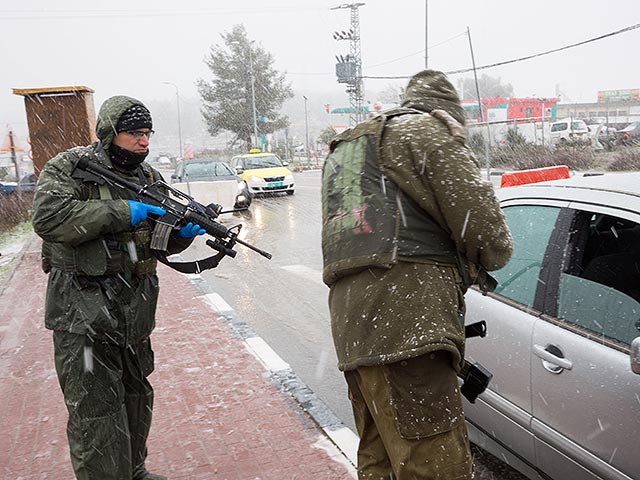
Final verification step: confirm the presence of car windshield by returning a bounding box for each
[571,121,587,130]
[241,155,283,169]
[183,161,235,179]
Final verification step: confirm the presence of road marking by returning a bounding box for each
[281,264,323,285]
[244,336,290,372]
[323,426,359,467]
[203,293,233,312]
[193,282,358,471]
[313,434,358,478]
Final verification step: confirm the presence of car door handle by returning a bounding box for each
[533,344,573,371]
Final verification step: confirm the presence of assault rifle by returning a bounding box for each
[73,157,272,273]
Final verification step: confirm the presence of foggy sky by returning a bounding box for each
[1,0,638,144]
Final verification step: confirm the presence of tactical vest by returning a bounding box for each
[42,147,157,278]
[321,108,458,286]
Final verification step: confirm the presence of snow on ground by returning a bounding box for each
[0,223,33,269]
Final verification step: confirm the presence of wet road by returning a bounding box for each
[174,169,351,425]
[170,169,527,479]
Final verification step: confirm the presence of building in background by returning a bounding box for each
[556,89,640,129]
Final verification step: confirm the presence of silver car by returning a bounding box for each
[464,172,640,480]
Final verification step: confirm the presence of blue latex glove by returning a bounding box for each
[128,200,166,226]
[179,222,206,238]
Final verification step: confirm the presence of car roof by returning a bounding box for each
[183,158,226,164]
[232,152,278,159]
[498,172,640,208]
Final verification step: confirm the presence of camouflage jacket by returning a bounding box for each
[32,96,192,344]
[326,71,513,371]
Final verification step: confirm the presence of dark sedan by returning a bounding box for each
[0,173,36,195]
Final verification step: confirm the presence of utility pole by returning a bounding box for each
[538,98,546,147]
[8,129,20,195]
[467,26,491,180]
[332,2,365,127]
[425,0,428,69]
[303,95,310,165]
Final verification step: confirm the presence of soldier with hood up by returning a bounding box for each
[32,96,204,480]
[321,70,513,479]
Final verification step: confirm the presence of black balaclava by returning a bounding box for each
[109,104,153,170]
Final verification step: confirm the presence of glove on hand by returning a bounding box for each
[179,222,206,238]
[128,200,166,226]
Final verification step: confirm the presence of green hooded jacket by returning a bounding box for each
[325,70,513,371]
[32,95,192,345]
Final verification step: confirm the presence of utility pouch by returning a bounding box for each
[465,320,487,338]
[459,320,492,403]
[41,242,52,273]
[459,361,493,404]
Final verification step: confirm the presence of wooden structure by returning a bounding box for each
[12,86,97,177]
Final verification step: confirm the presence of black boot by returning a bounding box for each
[133,466,168,480]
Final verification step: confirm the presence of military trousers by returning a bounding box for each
[344,351,473,480]
[53,331,155,480]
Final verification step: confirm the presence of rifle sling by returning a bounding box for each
[153,250,224,274]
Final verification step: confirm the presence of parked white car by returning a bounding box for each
[548,118,590,146]
[464,171,640,480]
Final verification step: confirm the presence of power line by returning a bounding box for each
[366,31,467,69]
[362,22,640,80]
[288,31,468,76]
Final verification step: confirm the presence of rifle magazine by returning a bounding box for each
[151,222,172,251]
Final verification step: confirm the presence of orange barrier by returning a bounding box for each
[500,165,570,188]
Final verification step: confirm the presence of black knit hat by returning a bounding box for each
[116,104,153,132]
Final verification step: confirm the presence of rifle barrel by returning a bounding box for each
[235,237,273,259]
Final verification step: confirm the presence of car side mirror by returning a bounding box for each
[631,338,640,375]
[282,161,289,167]
[235,167,244,174]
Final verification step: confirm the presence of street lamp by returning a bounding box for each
[303,95,310,164]
[163,82,183,159]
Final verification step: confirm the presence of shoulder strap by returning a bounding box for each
[153,250,225,274]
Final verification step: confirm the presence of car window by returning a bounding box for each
[19,174,35,186]
[551,123,567,132]
[555,212,640,346]
[183,162,234,178]
[571,120,587,131]
[243,155,283,169]
[217,163,235,175]
[491,205,561,307]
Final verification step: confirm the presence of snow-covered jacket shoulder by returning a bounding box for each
[382,111,512,272]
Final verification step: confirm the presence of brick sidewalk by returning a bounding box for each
[0,236,355,479]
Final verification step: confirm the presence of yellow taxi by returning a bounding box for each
[230,148,294,196]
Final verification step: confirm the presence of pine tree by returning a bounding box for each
[197,25,294,150]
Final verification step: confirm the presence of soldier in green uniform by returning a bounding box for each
[32,96,204,480]
[321,70,513,479]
